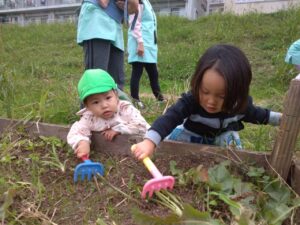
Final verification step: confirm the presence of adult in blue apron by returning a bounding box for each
[285,39,300,72]
[77,0,138,90]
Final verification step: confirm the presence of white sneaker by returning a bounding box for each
[133,99,145,109]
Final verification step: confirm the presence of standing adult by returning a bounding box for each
[77,0,138,90]
[127,0,165,109]
[285,39,300,72]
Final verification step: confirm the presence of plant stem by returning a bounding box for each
[95,174,143,207]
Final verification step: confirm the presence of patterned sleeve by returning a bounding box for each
[111,101,150,135]
[67,115,92,150]
[129,4,143,43]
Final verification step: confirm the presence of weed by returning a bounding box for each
[39,136,67,172]
[0,68,16,118]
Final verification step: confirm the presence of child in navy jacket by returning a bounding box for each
[132,44,282,160]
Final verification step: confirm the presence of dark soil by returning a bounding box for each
[0,131,299,225]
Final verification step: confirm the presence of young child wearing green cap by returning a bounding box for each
[285,39,300,72]
[67,69,150,159]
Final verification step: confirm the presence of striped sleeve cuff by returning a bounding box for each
[268,111,282,126]
[144,129,162,146]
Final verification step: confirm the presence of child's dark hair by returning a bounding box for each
[191,44,252,114]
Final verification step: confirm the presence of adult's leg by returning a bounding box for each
[82,39,130,107]
[107,45,125,90]
[82,39,130,100]
[82,39,109,109]
[83,39,110,70]
[144,63,164,100]
[130,62,144,100]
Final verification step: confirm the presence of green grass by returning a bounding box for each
[0,8,300,150]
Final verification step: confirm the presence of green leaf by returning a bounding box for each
[181,219,223,225]
[169,160,182,175]
[292,197,300,205]
[181,203,210,220]
[247,166,265,178]
[208,161,234,194]
[237,208,256,225]
[131,207,180,225]
[233,179,253,196]
[0,189,16,220]
[180,203,223,225]
[262,201,291,225]
[271,197,300,224]
[96,217,108,225]
[210,192,242,217]
[209,200,217,206]
[240,196,256,210]
[264,180,290,204]
[169,160,186,185]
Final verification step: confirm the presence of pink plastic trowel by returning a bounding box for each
[131,145,175,198]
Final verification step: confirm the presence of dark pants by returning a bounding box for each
[130,62,163,100]
[83,39,125,90]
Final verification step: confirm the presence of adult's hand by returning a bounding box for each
[98,0,109,8]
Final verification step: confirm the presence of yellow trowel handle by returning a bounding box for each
[131,144,163,178]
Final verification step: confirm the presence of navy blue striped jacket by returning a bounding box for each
[150,91,271,140]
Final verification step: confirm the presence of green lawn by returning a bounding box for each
[0,8,300,151]
[1,8,300,224]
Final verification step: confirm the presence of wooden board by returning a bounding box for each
[90,132,271,168]
[0,117,270,168]
[270,77,300,179]
[291,152,300,195]
[2,117,300,195]
[0,117,70,141]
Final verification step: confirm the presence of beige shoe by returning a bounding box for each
[133,99,145,109]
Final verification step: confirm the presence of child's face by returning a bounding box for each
[85,90,119,119]
[199,69,225,114]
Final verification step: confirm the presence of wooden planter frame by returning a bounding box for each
[0,75,299,194]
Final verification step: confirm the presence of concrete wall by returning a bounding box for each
[185,0,202,19]
[224,0,300,14]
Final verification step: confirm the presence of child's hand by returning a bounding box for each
[116,0,138,14]
[98,0,109,8]
[131,139,155,160]
[115,0,125,10]
[101,129,120,141]
[137,42,144,57]
[75,140,90,158]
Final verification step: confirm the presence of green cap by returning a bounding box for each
[78,69,117,101]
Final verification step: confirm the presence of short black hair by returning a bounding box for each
[191,44,252,114]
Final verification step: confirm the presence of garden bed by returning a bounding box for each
[0,118,300,224]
